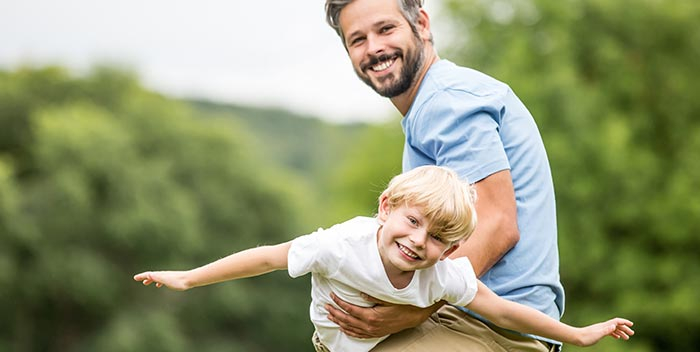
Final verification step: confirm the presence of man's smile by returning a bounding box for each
[370,58,395,72]
[362,53,399,74]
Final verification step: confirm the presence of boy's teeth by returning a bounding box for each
[399,244,419,259]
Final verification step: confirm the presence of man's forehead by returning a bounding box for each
[338,0,405,34]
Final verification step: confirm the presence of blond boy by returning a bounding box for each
[135,166,633,352]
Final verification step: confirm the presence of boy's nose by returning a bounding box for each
[409,229,428,248]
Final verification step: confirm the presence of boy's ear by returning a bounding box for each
[378,194,390,222]
[440,243,460,260]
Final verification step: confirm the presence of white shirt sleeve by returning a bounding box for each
[287,223,348,278]
[441,257,479,307]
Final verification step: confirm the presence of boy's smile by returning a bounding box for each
[397,241,421,260]
[376,197,459,288]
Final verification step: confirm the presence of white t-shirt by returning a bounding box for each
[288,216,478,352]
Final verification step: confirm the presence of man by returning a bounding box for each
[323,0,565,351]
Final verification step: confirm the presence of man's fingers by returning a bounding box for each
[330,292,355,313]
[360,292,389,306]
[326,302,359,326]
[339,325,373,339]
[326,305,372,339]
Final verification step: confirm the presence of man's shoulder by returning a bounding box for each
[424,60,509,98]
[406,61,510,121]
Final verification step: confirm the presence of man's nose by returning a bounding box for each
[366,34,386,56]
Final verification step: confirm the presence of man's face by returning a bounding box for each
[338,0,426,98]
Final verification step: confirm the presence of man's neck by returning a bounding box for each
[390,53,440,116]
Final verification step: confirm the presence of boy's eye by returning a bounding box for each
[430,233,445,242]
[407,217,418,226]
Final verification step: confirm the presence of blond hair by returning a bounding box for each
[380,166,477,243]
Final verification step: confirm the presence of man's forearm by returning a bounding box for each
[451,222,518,277]
[450,170,519,277]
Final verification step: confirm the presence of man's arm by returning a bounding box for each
[468,281,635,346]
[327,293,445,339]
[134,241,291,291]
[449,169,519,277]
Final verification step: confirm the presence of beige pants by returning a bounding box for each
[371,305,557,352]
[312,330,331,352]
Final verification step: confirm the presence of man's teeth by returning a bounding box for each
[372,59,394,71]
[399,244,419,259]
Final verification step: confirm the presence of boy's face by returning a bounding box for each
[377,197,459,275]
[338,0,428,97]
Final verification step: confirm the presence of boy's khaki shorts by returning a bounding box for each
[371,305,558,352]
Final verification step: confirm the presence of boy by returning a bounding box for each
[134,166,633,352]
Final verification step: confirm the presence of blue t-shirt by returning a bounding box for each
[402,60,565,320]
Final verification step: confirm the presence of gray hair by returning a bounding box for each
[325,0,428,46]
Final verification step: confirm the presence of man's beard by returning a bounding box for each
[356,39,425,98]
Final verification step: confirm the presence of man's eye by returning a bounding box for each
[350,37,365,46]
[380,25,395,33]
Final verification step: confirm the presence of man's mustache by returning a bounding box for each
[360,51,401,72]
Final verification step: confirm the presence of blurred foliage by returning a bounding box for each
[0,66,314,351]
[1,0,698,351]
[437,0,700,350]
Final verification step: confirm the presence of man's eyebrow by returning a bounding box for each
[346,19,399,41]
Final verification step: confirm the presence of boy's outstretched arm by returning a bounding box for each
[466,281,634,347]
[134,241,292,291]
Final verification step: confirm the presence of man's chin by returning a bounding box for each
[373,83,408,98]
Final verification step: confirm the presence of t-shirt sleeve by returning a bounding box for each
[409,90,510,183]
[287,224,346,278]
[442,257,479,307]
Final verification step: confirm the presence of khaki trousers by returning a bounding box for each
[371,305,557,352]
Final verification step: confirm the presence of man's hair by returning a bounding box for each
[380,165,477,243]
[325,0,426,46]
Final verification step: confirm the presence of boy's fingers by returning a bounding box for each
[133,272,152,281]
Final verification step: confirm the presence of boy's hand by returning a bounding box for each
[133,271,190,291]
[576,318,634,346]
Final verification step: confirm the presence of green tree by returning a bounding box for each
[326,120,404,223]
[0,66,312,351]
[440,0,700,350]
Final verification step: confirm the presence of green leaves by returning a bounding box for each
[0,67,309,351]
[441,0,700,350]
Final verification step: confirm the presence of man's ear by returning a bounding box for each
[440,242,460,260]
[417,8,432,42]
[378,194,391,222]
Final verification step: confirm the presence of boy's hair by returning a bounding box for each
[380,165,477,243]
[325,0,428,47]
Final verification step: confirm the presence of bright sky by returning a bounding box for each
[0,1,451,123]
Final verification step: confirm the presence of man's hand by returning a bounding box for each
[326,292,443,338]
